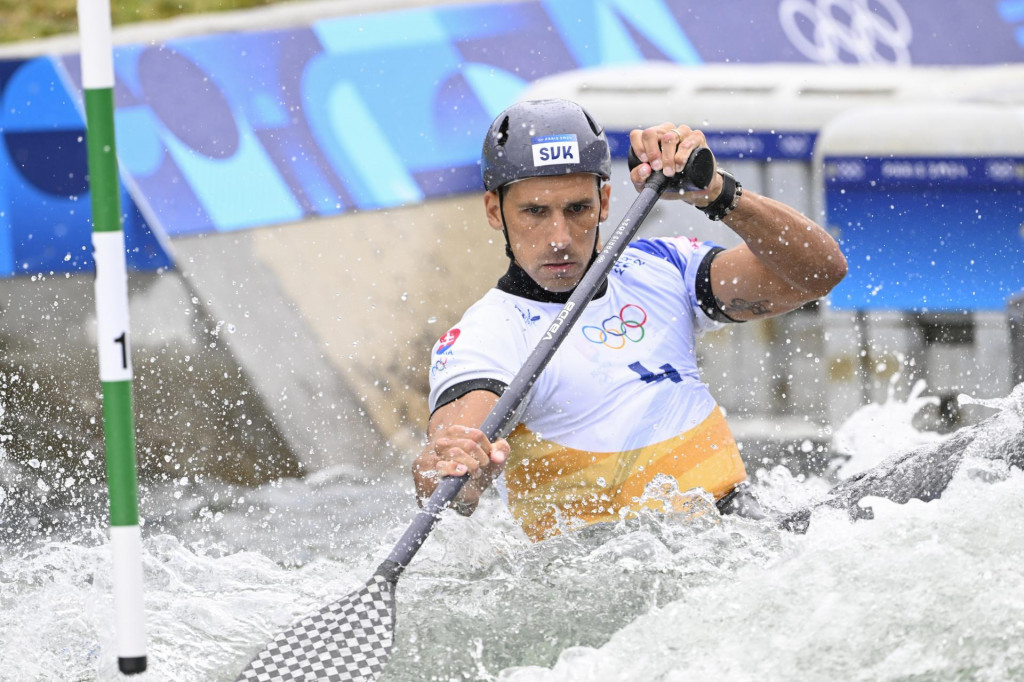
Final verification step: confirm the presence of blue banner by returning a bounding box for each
[0,58,171,276]
[607,131,818,161]
[825,156,1024,311]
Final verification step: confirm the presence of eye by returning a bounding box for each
[568,203,589,214]
[526,206,545,216]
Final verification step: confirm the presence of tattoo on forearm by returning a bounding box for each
[717,297,773,317]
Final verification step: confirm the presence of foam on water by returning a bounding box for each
[1,385,1022,681]
[0,531,380,680]
[499,472,1024,682]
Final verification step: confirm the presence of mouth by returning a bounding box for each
[542,261,577,275]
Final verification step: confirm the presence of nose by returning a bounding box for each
[549,215,571,250]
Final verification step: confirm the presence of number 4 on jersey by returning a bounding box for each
[628,361,682,384]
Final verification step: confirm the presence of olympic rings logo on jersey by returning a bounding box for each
[582,304,648,349]
[430,357,449,377]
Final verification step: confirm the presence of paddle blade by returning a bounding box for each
[237,573,396,682]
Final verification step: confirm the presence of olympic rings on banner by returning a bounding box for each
[582,304,648,349]
[778,0,912,65]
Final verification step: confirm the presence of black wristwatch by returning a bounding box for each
[698,169,742,221]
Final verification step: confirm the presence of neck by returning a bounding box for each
[496,251,606,303]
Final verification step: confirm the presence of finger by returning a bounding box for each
[440,425,492,455]
[660,128,683,177]
[491,439,510,465]
[629,160,652,190]
[437,459,470,477]
[640,123,672,171]
[436,437,490,470]
[436,436,487,462]
[628,129,647,163]
[673,127,705,179]
[436,448,482,477]
[629,126,669,186]
[455,426,493,452]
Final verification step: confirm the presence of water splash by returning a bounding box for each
[624,473,718,523]
[499,469,1024,682]
[2,385,1022,681]
[959,380,1024,415]
[0,532,376,680]
[955,382,1024,484]
[833,379,946,478]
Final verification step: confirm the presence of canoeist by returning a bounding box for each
[413,99,848,541]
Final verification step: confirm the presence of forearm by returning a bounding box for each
[626,122,847,315]
[413,383,509,515]
[720,190,847,298]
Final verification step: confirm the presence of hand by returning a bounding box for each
[414,391,508,513]
[431,424,509,480]
[628,123,723,206]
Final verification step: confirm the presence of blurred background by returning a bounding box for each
[1,0,1022,493]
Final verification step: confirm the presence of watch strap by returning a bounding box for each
[699,170,742,221]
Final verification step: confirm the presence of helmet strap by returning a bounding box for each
[497,186,515,261]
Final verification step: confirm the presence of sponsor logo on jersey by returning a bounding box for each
[543,302,575,341]
[582,304,648,349]
[515,303,541,326]
[613,255,645,276]
[532,134,579,168]
[437,328,460,354]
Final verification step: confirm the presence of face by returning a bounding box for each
[485,174,612,292]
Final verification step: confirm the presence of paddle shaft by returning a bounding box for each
[383,147,715,573]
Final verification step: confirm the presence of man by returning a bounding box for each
[413,98,847,541]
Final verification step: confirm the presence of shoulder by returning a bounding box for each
[428,289,531,408]
[459,288,529,327]
[630,237,707,265]
[629,237,722,277]
[621,238,703,283]
[431,289,529,352]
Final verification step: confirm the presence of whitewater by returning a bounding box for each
[1,383,1022,681]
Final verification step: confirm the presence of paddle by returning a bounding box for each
[236,145,716,682]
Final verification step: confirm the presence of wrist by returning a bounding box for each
[693,172,725,208]
[451,484,482,514]
[698,169,742,221]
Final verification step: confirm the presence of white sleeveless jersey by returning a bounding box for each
[428,237,723,449]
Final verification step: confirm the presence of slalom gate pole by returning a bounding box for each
[77,0,147,673]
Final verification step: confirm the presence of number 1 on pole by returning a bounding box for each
[78,0,148,673]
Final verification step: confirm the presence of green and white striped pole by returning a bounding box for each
[78,0,147,674]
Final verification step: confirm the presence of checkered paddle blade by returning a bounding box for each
[237,574,396,682]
